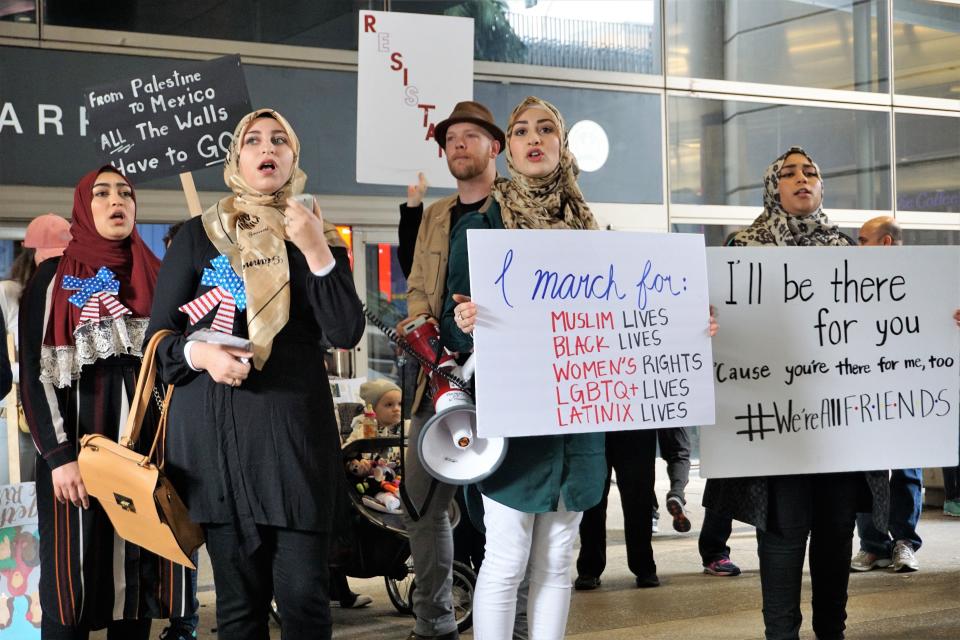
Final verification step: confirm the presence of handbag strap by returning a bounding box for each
[145,384,174,469]
[119,329,173,449]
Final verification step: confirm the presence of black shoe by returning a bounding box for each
[406,631,458,640]
[574,575,601,590]
[635,572,660,588]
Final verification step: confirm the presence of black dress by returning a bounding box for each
[21,257,192,630]
[146,217,364,547]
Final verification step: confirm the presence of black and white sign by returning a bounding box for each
[83,55,251,181]
[701,247,960,478]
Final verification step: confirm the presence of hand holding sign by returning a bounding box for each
[453,293,476,335]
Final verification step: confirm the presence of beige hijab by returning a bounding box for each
[493,96,598,231]
[202,108,343,369]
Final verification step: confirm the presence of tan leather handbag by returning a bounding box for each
[78,329,204,568]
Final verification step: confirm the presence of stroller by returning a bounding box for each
[337,433,475,632]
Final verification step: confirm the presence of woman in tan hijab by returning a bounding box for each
[147,109,364,640]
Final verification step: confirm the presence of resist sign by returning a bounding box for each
[701,247,960,478]
[83,55,251,181]
[356,11,473,189]
[468,230,715,438]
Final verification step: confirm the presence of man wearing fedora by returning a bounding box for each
[398,101,504,640]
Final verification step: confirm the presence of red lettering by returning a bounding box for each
[390,52,404,71]
[418,104,436,127]
[403,67,409,86]
[425,122,436,142]
[364,14,376,32]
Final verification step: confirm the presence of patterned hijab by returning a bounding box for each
[729,146,850,247]
[201,109,304,370]
[493,96,598,231]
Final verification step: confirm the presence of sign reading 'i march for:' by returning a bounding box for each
[83,55,252,181]
[467,229,716,438]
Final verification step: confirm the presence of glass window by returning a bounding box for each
[1,1,35,22]
[668,96,891,210]
[393,0,660,74]
[364,242,407,384]
[893,0,960,99]
[667,0,889,93]
[43,0,384,49]
[895,112,960,212]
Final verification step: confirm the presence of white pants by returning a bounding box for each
[474,495,583,640]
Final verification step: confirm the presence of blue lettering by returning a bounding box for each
[495,249,514,308]
[635,260,685,310]
[530,264,626,302]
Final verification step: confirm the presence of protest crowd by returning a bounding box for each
[0,4,959,640]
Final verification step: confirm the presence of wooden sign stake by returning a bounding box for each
[179,171,203,216]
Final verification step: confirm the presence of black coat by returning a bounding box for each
[146,217,364,541]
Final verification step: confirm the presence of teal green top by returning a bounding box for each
[441,200,606,513]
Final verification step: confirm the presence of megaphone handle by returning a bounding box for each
[460,353,476,383]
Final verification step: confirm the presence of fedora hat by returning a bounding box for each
[434,101,505,154]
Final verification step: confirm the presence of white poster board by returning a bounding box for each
[468,230,715,438]
[356,10,474,189]
[701,247,960,479]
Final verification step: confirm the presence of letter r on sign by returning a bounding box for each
[364,13,376,32]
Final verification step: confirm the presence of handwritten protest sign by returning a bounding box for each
[701,247,960,478]
[467,230,715,438]
[83,55,251,181]
[357,11,473,189]
[0,482,40,635]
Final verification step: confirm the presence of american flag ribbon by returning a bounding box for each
[178,255,247,334]
[63,267,132,326]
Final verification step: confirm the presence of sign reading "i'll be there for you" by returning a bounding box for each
[467,229,716,438]
[702,247,960,478]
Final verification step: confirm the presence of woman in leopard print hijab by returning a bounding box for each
[729,146,850,247]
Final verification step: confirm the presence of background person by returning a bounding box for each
[850,216,922,574]
[147,109,364,640]
[21,166,189,639]
[397,100,505,640]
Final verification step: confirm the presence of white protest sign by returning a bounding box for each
[357,10,474,189]
[468,230,715,438]
[701,247,960,479]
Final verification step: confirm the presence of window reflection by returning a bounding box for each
[669,96,891,210]
[43,0,384,48]
[893,0,960,99]
[667,0,889,93]
[895,113,960,212]
[365,243,407,385]
[1,0,34,22]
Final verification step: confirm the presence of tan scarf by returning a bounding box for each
[493,96,598,231]
[201,109,303,369]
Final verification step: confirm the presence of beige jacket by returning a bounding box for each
[406,193,492,412]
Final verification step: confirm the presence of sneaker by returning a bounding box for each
[892,540,919,572]
[159,624,197,640]
[944,499,960,517]
[850,549,892,572]
[651,515,659,533]
[574,575,601,590]
[666,496,691,533]
[703,557,742,577]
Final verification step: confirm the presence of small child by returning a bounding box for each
[346,379,402,442]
